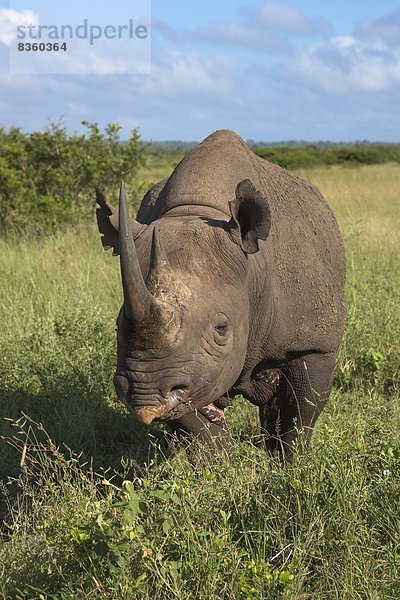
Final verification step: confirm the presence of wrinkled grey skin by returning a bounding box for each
[96,130,346,456]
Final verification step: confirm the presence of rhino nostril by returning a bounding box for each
[168,384,190,400]
[165,385,190,406]
[165,385,189,409]
[170,384,189,393]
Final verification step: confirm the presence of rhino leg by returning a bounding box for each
[259,352,336,457]
[168,396,232,449]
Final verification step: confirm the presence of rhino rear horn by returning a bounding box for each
[146,227,176,297]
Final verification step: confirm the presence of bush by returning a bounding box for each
[254,144,400,170]
[0,121,147,234]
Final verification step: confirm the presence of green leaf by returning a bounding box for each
[162,517,172,534]
[278,571,294,585]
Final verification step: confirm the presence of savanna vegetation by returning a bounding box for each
[0,125,399,598]
[254,143,400,171]
[0,122,147,234]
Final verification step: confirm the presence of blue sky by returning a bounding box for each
[1,0,400,141]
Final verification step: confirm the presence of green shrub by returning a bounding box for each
[0,121,147,234]
[254,144,400,170]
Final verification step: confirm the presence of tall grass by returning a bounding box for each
[0,164,399,598]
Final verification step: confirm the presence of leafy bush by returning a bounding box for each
[0,121,147,234]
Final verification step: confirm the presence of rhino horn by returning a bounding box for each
[119,183,157,323]
[146,227,176,297]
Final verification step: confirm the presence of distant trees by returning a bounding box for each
[254,144,400,170]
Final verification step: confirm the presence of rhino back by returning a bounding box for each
[137,130,261,221]
[211,133,347,356]
[251,162,346,356]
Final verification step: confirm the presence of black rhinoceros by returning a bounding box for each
[96,130,346,456]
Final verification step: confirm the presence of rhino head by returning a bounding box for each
[96,181,271,425]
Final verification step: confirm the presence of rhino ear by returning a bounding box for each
[229,179,271,254]
[96,188,144,256]
[96,189,120,255]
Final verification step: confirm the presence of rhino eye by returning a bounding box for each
[215,323,228,336]
[214,314,230,344]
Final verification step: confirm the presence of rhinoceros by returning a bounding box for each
[96,130,346,456]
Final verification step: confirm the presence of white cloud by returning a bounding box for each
[152,17,178,44]
[0,8,38,46]
[196,20,292,54]
[8,36,150,76]
[153,2,329,56]
[356,8,400,48]
[138,51,234,97]
[152,16,292,55]
[291,36,400,94]
[246,1,330,36]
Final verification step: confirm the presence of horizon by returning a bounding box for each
[146,138,400,146]
[2,121,399,146]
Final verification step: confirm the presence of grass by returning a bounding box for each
[138,147,187,188]
[0,162,399,598]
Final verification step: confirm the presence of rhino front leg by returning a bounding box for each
[260,352,336,457]
[168,396,232,449]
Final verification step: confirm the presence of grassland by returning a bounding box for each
[0,160,399,598]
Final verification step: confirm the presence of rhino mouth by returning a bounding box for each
[114,374,195,424]
[126,389,192,425]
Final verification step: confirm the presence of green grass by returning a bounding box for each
[0,163,399,598]
[138,147,188,188]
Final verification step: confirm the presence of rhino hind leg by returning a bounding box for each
[259,352,337,457]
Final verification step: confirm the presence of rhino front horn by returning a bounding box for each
[119,182,157,323]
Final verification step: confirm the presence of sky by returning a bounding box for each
[1,0,400,141]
